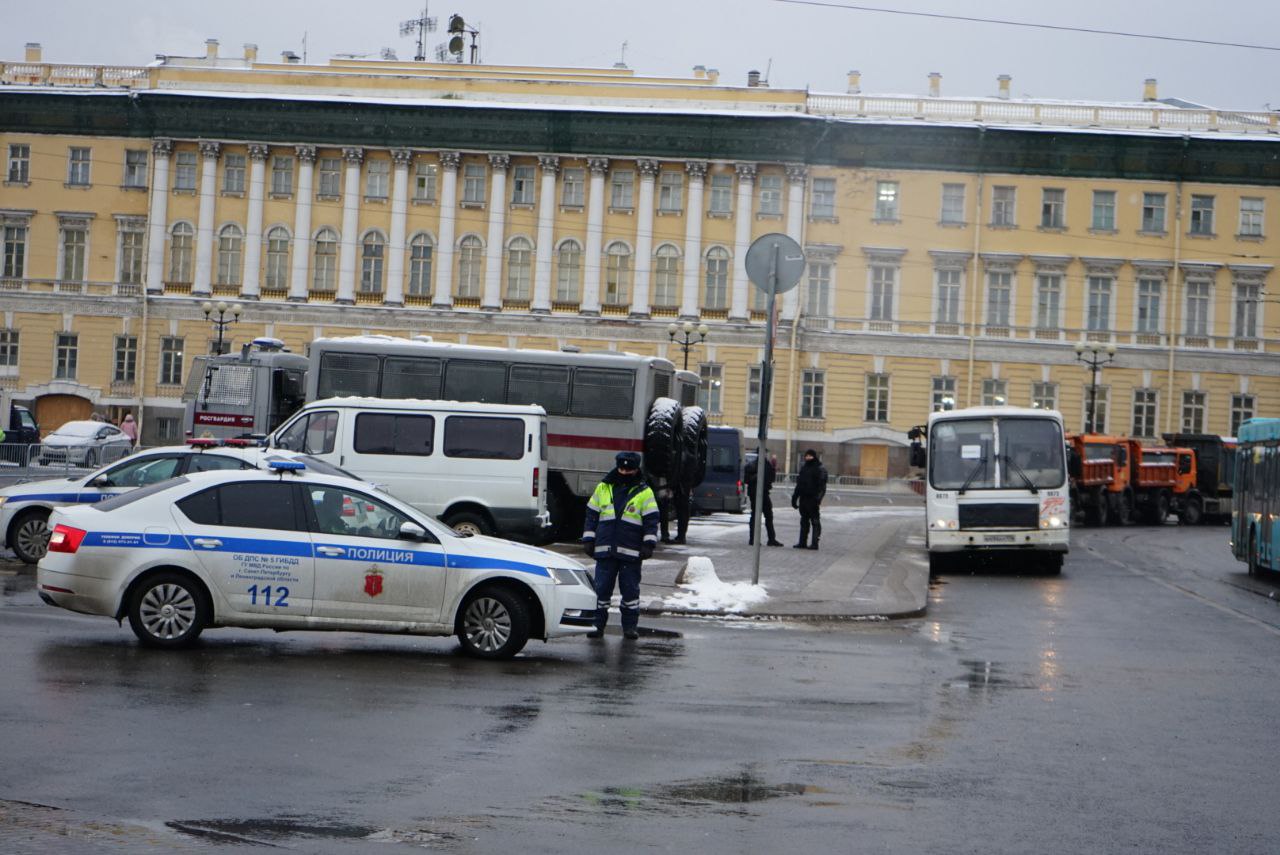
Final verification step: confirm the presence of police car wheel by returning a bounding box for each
[127,572,208,649]
[457,587,530,659]
[11,510,52,564]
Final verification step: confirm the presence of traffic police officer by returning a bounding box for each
[583,451,660,640]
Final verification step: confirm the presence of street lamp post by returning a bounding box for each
[667,321,709,371]
[201,300,242,410]
[1074,340,1117,433]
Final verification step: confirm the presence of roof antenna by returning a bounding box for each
[400,3,438,62]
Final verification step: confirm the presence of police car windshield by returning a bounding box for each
[92,477,190,512]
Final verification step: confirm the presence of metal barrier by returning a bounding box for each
[0,442,138,482]
[776,473,925,495]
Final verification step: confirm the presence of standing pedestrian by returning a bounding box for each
[582,451,660,640]
[745,451,783,546]
[791,448,828,550]
[669,479,690,545]
[119,413,138,447]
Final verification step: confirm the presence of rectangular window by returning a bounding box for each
[936,268,961,324]
[807,262,831,317]
[507,365,570,415]
[1185,282,1211,336]
[759,174,783,215]
[697,364,724,415]
[1235,283,1259,338]
[1032,382,1058,411]
[413,161,437,202]
[1040,188,1065,228]
[2,225,26,279]
[991,186,1016,226]
[865,373,889,422]
[1142,192,1167,232]
[560,167,585,207]
[747,365,763,417]
[608,169,634,209]
[0,330,19,369]
[354,413,435,456]
[1190,195,1215,235]
[986,271,1012,326]
[874,180,899,220]
[318,157,342,197]
[222,153,245,193]
[511,165,536,205]
[160,337,184,385]
[982,378,1008,407]
[462,163,488,204]
[1091,190,1116,230]
[810,178,836,219]
[570,367,635,420]
[67,147,91,186]
[1240,197,1264,237]
[443,416,524,460]
[1132,389,1158,438]
[114,335,137,382]
[1137,278,1162,333]
[270,156,294,196]
[1231,394,1256,436]
[174,151,197,191]
[1035,273,1061,329]
[931,376,956,412]
[443,360,506,403]
[60,227,87,282]
[1087,276,1112,331]
[800,369,825,419]
[123,149,148,188]
[708,173,733,214]
[55,333,78,380]
[156,417,181,443]
[870,265,895,321]
[119,226,144,285]
[658,171,683,212]
[6,144,30,183]
[1182,391,1206,433]
[940,183,965,224]
[365,159,390,199]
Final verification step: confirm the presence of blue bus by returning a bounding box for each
[1232,418,1280,576]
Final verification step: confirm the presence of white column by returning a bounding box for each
[630,158,659,317]
[432,152,460,308]
[287,145,315,301]
[144,138,172,295]
[783,163,807,320]
[336,146,363,305]
[192,141,220,296]
[730,162,757,321]
[581,157,609,315]
[679,160,708,318]
[386,148,412,306]
[240,144,268,299]
[531,155,558,313]
[482,153,510,311]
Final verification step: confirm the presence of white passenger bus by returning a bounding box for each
[911,406,1070,574]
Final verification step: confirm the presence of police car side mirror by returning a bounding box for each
[89,475,113,488]
[399,521,427,541]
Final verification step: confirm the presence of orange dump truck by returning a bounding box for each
[1067,433,1132,526]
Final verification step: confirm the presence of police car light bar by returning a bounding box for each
[268,460,306,472]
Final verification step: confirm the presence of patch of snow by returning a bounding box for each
[661,556,769,613]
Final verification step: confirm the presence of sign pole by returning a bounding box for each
[752,242,780,586]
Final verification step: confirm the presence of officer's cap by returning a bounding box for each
[615,451,642,470]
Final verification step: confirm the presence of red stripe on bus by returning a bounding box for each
[549,434,644,451]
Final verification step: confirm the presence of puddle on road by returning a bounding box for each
[169,816,470,847]
[531,771,817,819]
[945,659,1036,692]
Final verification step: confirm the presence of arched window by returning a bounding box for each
[312,227,338,293]
[408,234,433,297]
[703,246,730,309]
[265,227,290,291]
[168,222,193,283]
[555,240,582,303]
[506,237,532,301]
[605,241,632,306]
[360,232,385,294]
[654,244,680,307]
[457,235,483,298]
[216,225,243,286]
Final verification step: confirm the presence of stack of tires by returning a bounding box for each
[642,397,709,492]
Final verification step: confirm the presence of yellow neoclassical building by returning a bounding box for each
[1,40,1277,475]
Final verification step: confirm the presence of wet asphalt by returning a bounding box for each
[2,521,1280,853]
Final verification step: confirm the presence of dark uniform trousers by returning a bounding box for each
[593,557,641,631]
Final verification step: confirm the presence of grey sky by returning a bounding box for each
[6,0,1278,109]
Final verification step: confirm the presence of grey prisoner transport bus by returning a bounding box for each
[303,336,707,535]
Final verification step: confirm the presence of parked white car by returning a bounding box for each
[37,421,133,468]
[36,462,596,658]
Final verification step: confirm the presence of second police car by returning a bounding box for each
[36,460,598,659]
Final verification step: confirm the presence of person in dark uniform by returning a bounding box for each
[583,451,660,640]
[669,480,690,545]
[745,451,783,546]
[791,448,828,550]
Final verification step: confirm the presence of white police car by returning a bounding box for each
[36,460,597,659]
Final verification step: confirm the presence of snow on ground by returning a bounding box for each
[660,556,769,613]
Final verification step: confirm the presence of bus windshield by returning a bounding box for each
[929,416,1064,490]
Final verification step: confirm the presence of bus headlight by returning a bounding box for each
[1041,515,1065,528]
[932,518,958,530]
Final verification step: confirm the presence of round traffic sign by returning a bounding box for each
[745,233,805,295]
